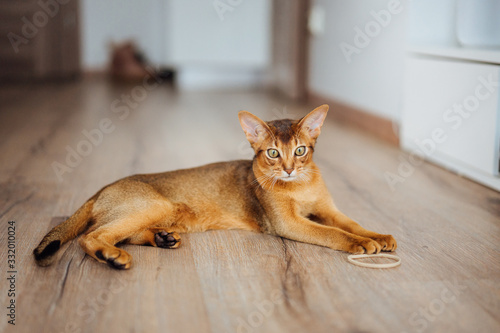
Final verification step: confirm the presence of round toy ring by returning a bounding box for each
[347,254,401,268]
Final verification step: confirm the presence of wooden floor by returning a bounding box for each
[0,77,499,333]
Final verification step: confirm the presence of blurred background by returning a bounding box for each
[0,0,499,191]
[1,3,500,332]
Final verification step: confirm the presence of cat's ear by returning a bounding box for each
[238,111,271,145]
[298,104,329,140]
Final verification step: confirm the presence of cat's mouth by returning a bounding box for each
[279,175,297,182]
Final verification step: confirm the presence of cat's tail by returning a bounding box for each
[33,196,96,266]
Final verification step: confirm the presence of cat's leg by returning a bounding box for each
[79,223,135,269]
[271,212,382,254]
[79,201,175,269]
[313,205,397,252]
[125,228,181,249]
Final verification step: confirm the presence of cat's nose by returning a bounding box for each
[284,168,294,175]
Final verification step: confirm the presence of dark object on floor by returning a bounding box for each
[110,41,151,82]
[156,68,176,83]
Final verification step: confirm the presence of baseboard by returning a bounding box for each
[308,92,399,146]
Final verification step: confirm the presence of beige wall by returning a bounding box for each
[308,0,408,121]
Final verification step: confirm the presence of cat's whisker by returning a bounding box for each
[257,178,270,190]
[300,170,315,183]
[298,172,309,183]
[255,173,270,181]
[257,173,277,191]
[262,178,273,191]
[252,174,268,185]
[301,169,321,181]
[252,173,274,189]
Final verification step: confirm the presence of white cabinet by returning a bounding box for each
[401,55,500,190]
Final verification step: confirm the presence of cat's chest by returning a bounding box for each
[287,185,319,205]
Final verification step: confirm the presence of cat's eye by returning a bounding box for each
[267,149,279,158]
[295,146,306,156]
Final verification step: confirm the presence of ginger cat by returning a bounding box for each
[34,105,397,269]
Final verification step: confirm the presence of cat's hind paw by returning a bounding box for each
[95,248,132,270]
[154,231,181,249]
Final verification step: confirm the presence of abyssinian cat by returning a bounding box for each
[34,105,397,269]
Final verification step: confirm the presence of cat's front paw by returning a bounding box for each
[370,234,397,252]
[347,237,381,254]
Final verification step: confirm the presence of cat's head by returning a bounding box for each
[238,105,328,185]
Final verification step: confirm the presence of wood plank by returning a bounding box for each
[0,77,498,333]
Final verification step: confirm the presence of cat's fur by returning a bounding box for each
[34,105,397,269]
